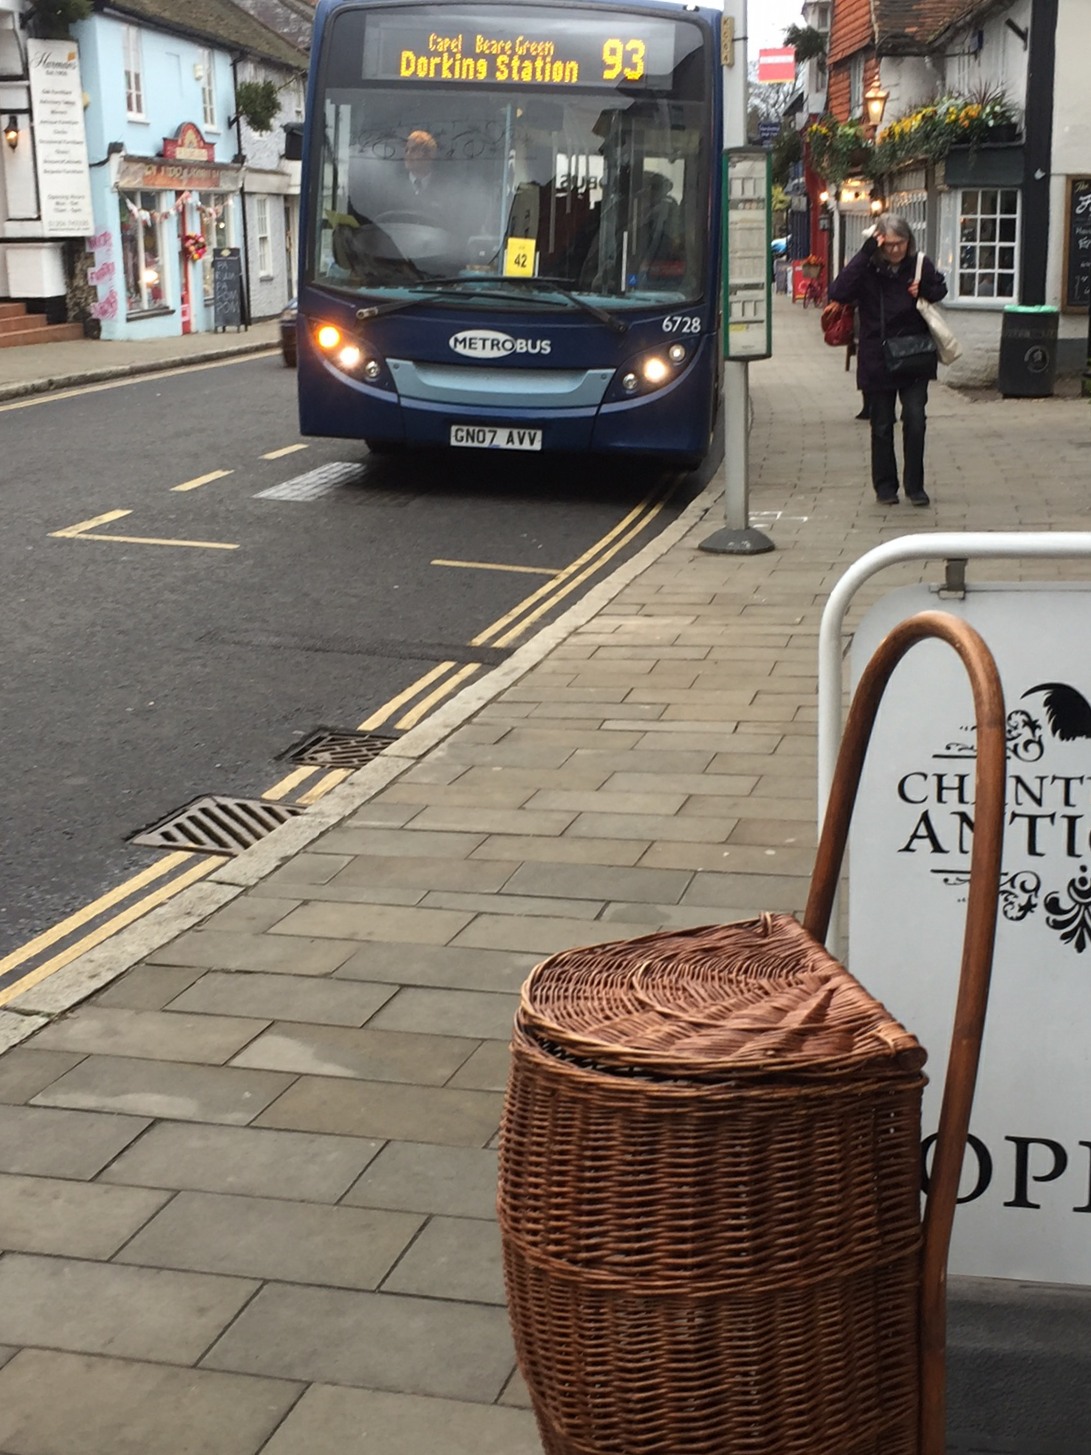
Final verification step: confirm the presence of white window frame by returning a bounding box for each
[123,25,145,119]
[256,195,272,276]
[849,53,864,116]
[121,191,169,315]
[955,186,1021,304]
[201,49,217,131]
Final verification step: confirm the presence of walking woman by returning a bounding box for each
[828,215,947,506]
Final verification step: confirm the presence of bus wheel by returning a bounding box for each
[365,440,404,456]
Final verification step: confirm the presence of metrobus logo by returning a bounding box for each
[449,330,551,358]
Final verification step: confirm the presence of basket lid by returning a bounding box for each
[517,913,924,1082]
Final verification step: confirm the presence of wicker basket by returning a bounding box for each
[500,913,925,1455]
[499,612,1008,1455]
[801,261,822,278]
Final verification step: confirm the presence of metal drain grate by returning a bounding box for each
[282,727,399,769]
[131,795,305,855]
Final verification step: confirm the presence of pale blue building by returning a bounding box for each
[73,0,304,340]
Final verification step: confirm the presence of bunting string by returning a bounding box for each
[123,192,228,225]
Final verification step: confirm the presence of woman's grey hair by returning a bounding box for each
[876,213,916,252]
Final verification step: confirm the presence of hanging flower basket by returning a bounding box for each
[182,232,207,262]
[873,90,1021,173]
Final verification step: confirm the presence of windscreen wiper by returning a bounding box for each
[353,282,484,321]
[456,275,629,334]
[354,276,628,333]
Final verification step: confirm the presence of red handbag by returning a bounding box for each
[821,301,855,348]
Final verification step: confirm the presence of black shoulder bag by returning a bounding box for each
[880,267,937,378]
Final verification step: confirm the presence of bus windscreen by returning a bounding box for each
[310,4,709,308]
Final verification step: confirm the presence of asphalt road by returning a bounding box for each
[0,350,714,972]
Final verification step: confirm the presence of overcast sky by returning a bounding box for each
[704,1,806,53]
[750,0,806,51]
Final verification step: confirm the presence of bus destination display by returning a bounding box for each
[363,10,680,88]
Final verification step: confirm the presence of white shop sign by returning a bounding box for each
[27,38,94,237]
[850,583,1091,1287]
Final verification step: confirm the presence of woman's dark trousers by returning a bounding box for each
[869,378,929,499]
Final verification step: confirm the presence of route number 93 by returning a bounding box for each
[601,38,646,81]
[662,314,701,335]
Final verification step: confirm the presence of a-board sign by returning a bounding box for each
[212,248,243,329]
[850,583,1091,1287]
[1062,177,1091,313]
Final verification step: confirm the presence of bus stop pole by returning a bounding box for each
[700,0,774,556]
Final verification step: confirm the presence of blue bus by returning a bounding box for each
[298,0,723,465]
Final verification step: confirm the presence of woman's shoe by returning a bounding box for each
[907,491,931,507]
[875,491,899,504]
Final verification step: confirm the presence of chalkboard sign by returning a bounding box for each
[212,247,244,330]
[1063,177,1091,313]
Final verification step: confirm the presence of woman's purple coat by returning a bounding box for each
[828,239,948,392]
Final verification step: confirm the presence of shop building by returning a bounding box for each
[1,0,306,342]
[73,0,304,340]
[810,0,1089,383]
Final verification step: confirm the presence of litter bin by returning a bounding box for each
[998,305,1059,397]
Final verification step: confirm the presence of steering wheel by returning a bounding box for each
[374,210,442,227]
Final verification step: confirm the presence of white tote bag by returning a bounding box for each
[914,252,962,365]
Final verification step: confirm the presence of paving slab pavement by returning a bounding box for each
[0,296,1088,1452]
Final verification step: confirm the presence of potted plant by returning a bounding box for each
[784,23,826,65]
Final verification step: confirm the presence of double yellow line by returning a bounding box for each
[0,484,670,1006]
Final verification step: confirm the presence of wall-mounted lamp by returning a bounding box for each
[4,115,19,151]
[818,189,830,205]
[863,83,889,131]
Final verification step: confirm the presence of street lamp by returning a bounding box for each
[864,83,889,132]
[4,116,18,151]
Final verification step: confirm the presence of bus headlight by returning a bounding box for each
[312,322,391,387]
[610,343,691,401]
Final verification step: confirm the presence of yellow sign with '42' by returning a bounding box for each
[504,238,537,277]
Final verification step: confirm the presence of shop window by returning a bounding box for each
[124,26,144,119]
[120,191,167,314]
[958,188,1020,300]
[201,49,217,130]
[256,196,272,276]
[201,196,231,301]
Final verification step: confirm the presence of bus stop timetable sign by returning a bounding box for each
[850,582,1091,1287]
[723,148,771,361]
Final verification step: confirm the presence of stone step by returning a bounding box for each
[0,322,85,348]
[0,312,48,336]
[0,301,28,320]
